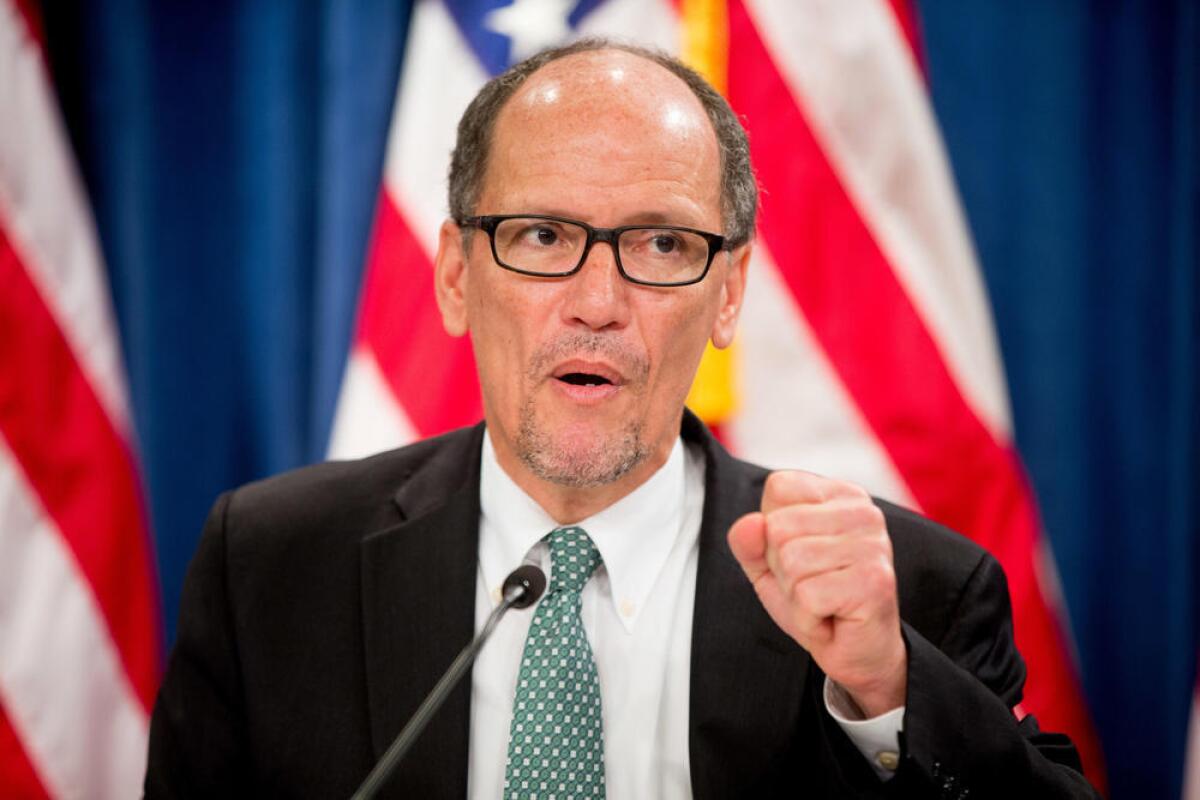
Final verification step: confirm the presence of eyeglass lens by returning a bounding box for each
[492,217,709,284]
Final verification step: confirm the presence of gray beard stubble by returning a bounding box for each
[515,333,650,488]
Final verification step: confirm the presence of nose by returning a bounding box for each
[559,237,631,331]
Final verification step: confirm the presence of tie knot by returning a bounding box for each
[546,526,602,595]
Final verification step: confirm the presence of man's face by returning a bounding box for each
[435,50,748,507]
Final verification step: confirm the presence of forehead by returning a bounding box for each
[482,50,722,218]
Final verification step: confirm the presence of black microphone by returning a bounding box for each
[350,565,547,800]
[502,564,547,609]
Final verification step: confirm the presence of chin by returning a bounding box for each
[515,409,648,489]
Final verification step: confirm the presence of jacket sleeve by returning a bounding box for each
[144,492,253,798]
[832,552,1100,799]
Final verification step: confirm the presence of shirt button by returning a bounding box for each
[619,599,636,618]
[875,750,900,771]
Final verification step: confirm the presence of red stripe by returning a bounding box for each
[10,0,46,51]
[0,222,160,712]
[0,700,49,800]
[885,0,926,75]
[357,193,483,435]
[728,0,1105,787]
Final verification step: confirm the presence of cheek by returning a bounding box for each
[466,277,554,386]
[641,292,717,392]
[465,280,515,400]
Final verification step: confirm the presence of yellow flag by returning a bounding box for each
[680,0,737,425]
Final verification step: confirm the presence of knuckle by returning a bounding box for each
[766,469,828,506]
[792,579,817,609]
[868,528,894,561]
[764,512,790,548]
[831,477,870,500]
[842,499,884,530]
[864,559,896,595]
[878,533,894,560]
[777,540,800,574]
[767,505,814,547]
[840,503,871,529]
[787,537,813,568]
[764,470,802,504]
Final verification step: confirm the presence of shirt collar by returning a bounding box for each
[478,428,687,634]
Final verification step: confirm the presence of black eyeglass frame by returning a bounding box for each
[457,214,729,287]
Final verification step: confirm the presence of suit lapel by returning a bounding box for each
[685,414,812,800]
[360,424,485,798]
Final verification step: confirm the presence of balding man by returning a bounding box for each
[145,40,1098,799]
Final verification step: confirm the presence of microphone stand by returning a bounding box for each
[350,566,545,800]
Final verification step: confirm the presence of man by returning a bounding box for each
[146,40,1098,799]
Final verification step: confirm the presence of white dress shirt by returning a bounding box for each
[468,431,902,799]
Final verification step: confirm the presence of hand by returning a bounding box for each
[728,471,907,717]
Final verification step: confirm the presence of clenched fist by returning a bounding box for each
[728,471,907,718]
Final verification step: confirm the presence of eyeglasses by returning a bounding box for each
[457,214,728,287]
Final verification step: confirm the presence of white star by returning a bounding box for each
[484,0,577,64]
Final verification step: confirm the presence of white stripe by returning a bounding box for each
[732,248,917,507]
[330,0,474,453]
[382,0,490,259]
[0,1,133,440]
[328,348,420,459]
[0,439,148,800]
[742,0,1014,441]
[330,0,484,454]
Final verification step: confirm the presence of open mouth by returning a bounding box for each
[550,360,624,394]
[557,372,614,387]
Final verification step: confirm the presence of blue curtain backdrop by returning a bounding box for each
[40,0,413,648]
[921,4,1199,798]
[38,2,1198,797]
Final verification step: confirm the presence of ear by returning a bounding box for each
[434,219,470,337]
[710,242,750,349]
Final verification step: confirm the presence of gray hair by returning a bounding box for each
[448,38,758,247]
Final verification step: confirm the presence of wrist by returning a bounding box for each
[843,650,907,718]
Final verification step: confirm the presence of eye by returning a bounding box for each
[534,227,558,246]
[651,234,679,254]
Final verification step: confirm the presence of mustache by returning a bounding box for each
[527,333,650,383]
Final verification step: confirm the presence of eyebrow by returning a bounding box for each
[511,208,705,227]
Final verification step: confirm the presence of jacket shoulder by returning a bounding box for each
[217,423,483,552]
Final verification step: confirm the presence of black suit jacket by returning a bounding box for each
[145,413,1098,799]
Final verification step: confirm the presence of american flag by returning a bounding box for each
[0,0,159,797]
[328,0,1105,790]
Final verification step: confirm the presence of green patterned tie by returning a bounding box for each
[504,526,605,800]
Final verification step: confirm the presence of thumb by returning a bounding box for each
[728,511,768,581]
